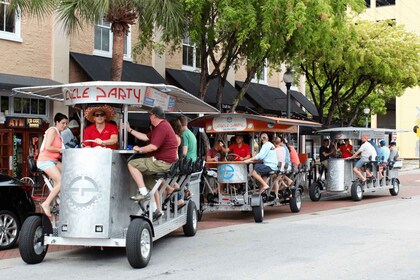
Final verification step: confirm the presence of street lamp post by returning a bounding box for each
[284,68,293,119]
[363,106,370,128]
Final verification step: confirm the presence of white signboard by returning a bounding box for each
[142,88,176,111]
[212,116,247,132]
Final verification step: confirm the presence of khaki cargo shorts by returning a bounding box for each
[128,157,172,189]
[128,157,171,174]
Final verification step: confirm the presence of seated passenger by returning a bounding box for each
[273,137,293,197]
[222,133,251,161]
[319,138,336,171]
[338,139,353,158]
[206,140,224,169]
[125,106,178,219]
[378,140,390,179]
[244,133,278,192]
[82,105,118,149]
[349,134,377,183]
[286,141,300,168]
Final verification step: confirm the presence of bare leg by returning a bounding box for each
[128,164,146,189]
[41,165,62,218]
[251,170,269,192]
[353,167,366,181]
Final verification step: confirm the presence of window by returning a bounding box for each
[0,0,22,42]
[376,0,395,6]
[182,35,201,71]
[94,19,131,59]
[1,95,9,113]
[252,63,268,84]
[365,0,371,8]
[11,96,47,116]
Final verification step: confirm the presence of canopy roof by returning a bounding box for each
[12,81,219,114]
[316,127,407,140]
[189,113,322,134]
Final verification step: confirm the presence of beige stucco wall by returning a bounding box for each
[360,0,420,158]
[1,15,53,79]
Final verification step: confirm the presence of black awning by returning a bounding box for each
[166,68,254,110]
[70,52,166,83]
[290,90,319,117]
[0,73,60,89]
[235,81,306,116]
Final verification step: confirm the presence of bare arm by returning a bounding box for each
[123,122,149,142]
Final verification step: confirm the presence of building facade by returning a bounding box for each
[360,0,420,159]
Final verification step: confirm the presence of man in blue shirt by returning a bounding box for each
[244,133,278,193]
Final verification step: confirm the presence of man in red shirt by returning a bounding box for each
[125,106,178,219]
[83,105,118,149]
[222,134,251,161]
[338,139,353,158]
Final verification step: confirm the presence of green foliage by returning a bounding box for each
[299,18,420,126]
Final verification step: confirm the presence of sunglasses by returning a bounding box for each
[94,113,105,117]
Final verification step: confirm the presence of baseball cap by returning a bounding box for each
[379,140,386,146]
[68,120,79,128]
[149,106,165,118]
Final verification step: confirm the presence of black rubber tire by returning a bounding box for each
[19,215,49,264]
[0,210,20,250]
[126,219,153,269]
[351,181,363,201]
[389,179,400,196]
[309,182,322,201]
[197,209,203,222]
[183,201,198,236]
[252,196,264,223]
[289,190,302,213]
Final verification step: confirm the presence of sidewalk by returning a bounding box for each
[401,159,420,172]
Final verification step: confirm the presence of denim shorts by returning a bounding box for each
[37,160,57,171]
[254,163,275,176]
[355,159,368,169]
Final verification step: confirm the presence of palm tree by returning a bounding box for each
[10,0,185,81]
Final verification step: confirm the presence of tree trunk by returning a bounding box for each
[231,67,256,112]
[111,23,125,81]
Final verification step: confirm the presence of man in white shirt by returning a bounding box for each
[244,133,278,193]
[349,134,377,182]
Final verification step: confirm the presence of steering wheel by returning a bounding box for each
[81,139,106,147]
[226,153,242,161]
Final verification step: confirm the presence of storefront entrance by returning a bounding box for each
[0,117,47,178]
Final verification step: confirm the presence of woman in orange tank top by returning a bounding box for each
[37,113,68,217]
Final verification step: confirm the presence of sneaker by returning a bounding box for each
[153,210,163,220]
[130,191,150,201]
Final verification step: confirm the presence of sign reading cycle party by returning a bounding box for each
[63,85,176,111]
[63,85,144,106]
[212,116,247,132]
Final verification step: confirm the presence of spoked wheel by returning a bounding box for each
[0,210,20,250]
[183,201,198,236]
[252,196,264,223]
[19,215,50,264]
[126,219,153,269]
[289,189,302,213]
[351,181,363,201]
[20,177,35,186]
[309,182,322,201]
[389,179,400,196]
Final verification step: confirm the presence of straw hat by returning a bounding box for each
[84,105,115,123]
